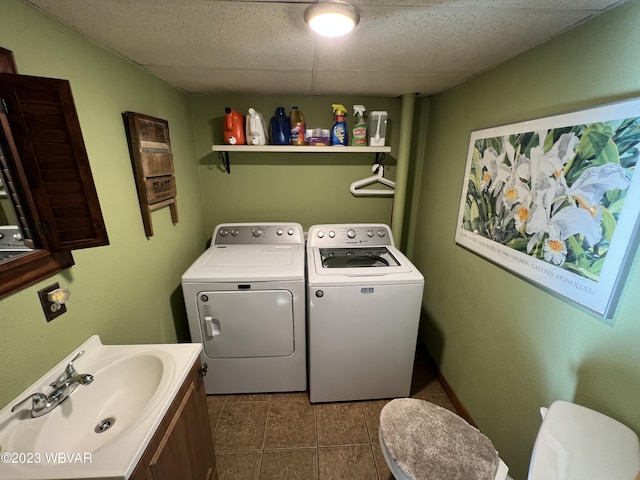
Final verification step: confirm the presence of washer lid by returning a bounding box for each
[319,247,400,269]
[306,244,423,286]
[529,401,640,480]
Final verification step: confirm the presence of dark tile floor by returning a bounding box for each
[206,345,457,480]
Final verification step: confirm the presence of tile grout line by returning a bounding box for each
[314,401,320,480]
[256,399,272,479]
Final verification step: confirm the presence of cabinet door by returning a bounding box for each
[149,373,216,480]
[129,361,217,480]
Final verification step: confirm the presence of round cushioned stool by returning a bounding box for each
[379,398,499,480]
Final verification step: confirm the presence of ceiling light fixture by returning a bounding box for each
[304,1,360,37]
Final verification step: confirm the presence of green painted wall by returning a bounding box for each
[0,0,207,407]
[189,96,402,232]
[413,2,640,478]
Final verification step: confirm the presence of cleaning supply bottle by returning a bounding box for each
[368,111,388,146]
[351,105,367,146]
[330,104,348,146]
[245,108,268,145]
[223,107,245,145]
[270,107,290,145]
[289,106,306,145]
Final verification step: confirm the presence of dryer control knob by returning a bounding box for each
[367,230,374,237]
[231,229,240,236]
[276,228,284,235]
[252,227,264,237]
[287,228,295,236]
[377,229,386,237]
[219,228,229,237]
[347,229,356,239]
[317,231,325,238]
[328,231,335,238]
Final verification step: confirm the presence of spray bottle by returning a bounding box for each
[351,105,367,146]
[330,104,348,146]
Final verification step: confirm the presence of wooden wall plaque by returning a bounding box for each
[123,112,178,237]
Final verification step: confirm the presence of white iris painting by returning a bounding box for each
[455,99,640,321]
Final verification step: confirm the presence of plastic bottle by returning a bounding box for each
[245,108,268,145]
[223,107,245,145]
[270,107,290,145]
[330,104,348,146]
[289,107,306,145]
[368,111,388,146]
[351,105,367,146]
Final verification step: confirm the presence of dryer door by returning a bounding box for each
[197,290,294,358]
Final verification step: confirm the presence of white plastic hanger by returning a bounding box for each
[349,164,396,197]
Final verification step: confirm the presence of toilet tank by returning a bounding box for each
[528,400,640,480]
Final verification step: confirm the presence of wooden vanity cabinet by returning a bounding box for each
[129,360,217,480]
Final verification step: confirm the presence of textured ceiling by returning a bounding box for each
[25,0,627,97]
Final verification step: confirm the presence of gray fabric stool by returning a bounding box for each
[379,398,498,480]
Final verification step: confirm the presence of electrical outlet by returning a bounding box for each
[37,282,68,322]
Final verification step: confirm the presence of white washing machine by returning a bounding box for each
[306,224,424,403]
[182,223,306,394]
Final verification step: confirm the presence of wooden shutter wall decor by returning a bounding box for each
[0,73,109,251]
[124,112,178,237]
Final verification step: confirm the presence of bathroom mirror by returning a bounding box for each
[0,46,109,300]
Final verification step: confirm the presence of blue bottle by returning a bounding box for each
[270,107,290,145]
[330,104,348,146]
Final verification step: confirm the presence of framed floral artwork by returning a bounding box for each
[455,98,640,320]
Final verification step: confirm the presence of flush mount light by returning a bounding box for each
[304,2,360,37]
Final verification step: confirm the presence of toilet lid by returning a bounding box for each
[380,398,499,480]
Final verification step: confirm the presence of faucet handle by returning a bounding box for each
[51,350,85,388]
[11,392,47,413]
[66,350,85,374]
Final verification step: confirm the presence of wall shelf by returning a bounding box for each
[212,145,390,153]
[211,145,391,173]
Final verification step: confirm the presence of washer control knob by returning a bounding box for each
[231,229,240,236]
[328,231,335,238]
[317,231,325,239]
[219,228,229,237]
[347,229,356,239]
[276,228,284,236]
[377,229,386,237]
[287,228,295,235]
[252,227,264,237]
[366,230,374,237]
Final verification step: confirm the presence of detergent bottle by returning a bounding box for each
[245,108,268,145]
[330,104,348,146]
[290,107,306,145]
[223,107,245,145]
[351,105,367,146]
[270,107,290,145]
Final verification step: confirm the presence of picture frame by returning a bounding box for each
[455,98,640,320]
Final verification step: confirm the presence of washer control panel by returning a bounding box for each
[213,223,303,245]
[308,224,393,247]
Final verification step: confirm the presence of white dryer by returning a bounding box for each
[306,224,424,403]
[182,223,306,394]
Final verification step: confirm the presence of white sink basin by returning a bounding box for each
[0,336,201,479]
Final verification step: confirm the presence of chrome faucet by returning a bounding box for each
[11,350,94,418]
